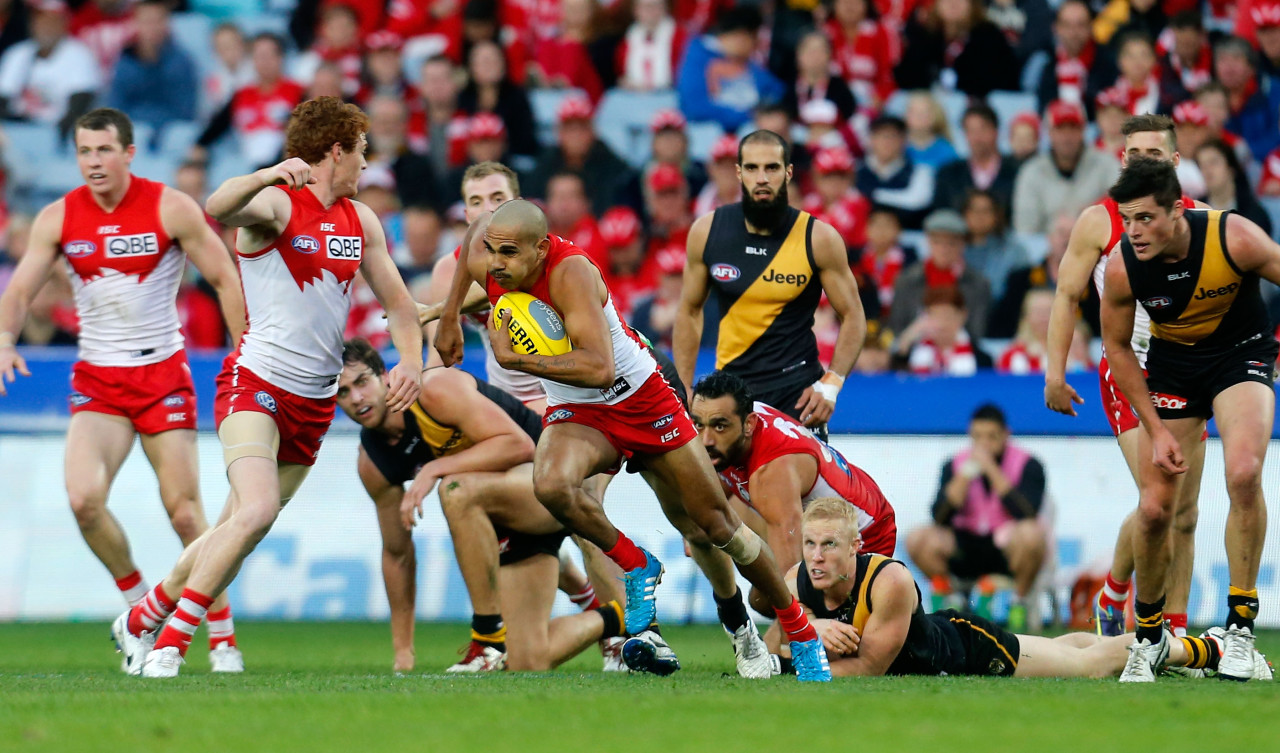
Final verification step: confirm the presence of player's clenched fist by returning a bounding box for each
[260,157,317,191]
[383,361,421,413]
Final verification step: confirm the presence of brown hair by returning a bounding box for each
[1121,113,1177,152]
[75,108,134,149]
[923,284,966,309]
[284,97,370,166]
[461,161,520,198]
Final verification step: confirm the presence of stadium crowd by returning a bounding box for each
[2,0,1280,374]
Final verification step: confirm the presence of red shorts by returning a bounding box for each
[213,358,336,467]
[70,351,197,434]
[1097,355,1208,442]
[542,371,695,471]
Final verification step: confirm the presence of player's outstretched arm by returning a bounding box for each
[673,213,714,396]
[436,213,492,366]
[798,220,865,426]
[418,251,489,367]
[162,188,247,345]
[828,564,915,677]
[1045,206,1108,415]
[356,202,423,413]
[205,157,309,230]
[0,201,64,395]
[358,447,417,672]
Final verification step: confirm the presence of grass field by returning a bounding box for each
[2,621,1276,753]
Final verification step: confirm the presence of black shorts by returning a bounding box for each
[1145,334,1278,420]
[747,377,829,442]
[495,527,568,567]
[949,530,1010,580]
[932,610,1020,677]
[650,347,688,412]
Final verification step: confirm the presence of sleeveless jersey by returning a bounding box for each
[233,187,364,398]
[360,374,542,485]
[451,244,544,402]
[1121,210,1269,355]
[59,176,185,367]
[717,402,893,535]
[703,203,823,391]
[484,234,657,407]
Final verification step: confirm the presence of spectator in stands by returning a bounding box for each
[803,146,869,250]
[648,108,707,197]
[305,61,347,100]
[203,23,252,120]
[1037,0,1115,115]
[0,214,31,292]
[1165,101,1209,198]
[1107,32,1163,115]
[397,205,444,279]
[887,208,991,339]
[358,31,415,107]
[891,284,991,375]
[895,0,1018,97]
[996,288,1051,374]
[932,104,1019,218]
[642,162,693,262]
[782,31,857,127]
[0,0,97,137]
[963,189,1026,304]
[1093,0,1164,48]
[852,321,894,373]
[0,0,29,61]
[1157,11,1212,104]
[174,160,210,207]
[417,55,468,177]
[617,0,687,92]
[990,212,1090,338]
[366,94,440,211]
[1257,2,1280,83]
[525,94,635,215]
[1007,112,1040,163]
[531,0,604,103]
[1196,138,1274,236]
[191,33,304,169]
[1194,81,1254,170]
[458,39,537,158]
[692,133,740,217]
[461,112,508,166]
[676,4,784,132]
[1216,36,1277,161]
[1093,87,1128,159]
[107,0,197,135]
[986,0,1054,67]
[908,403,1047,625]
[629,243,685,350]
[456,0,529,86]
[6,213,76,346]
[823,0,898,111]
[292,3,363,98]
[598,205,650,316]
[291,0,385,49]
[798,98,850,154]
[903,91,958,170]
[855,205,916,321]
[1258,145,1280,197]
[71,0,132,71]
[545,171,608,269]
[856,114,934,230]
[176,266,228,350]
[1012,101,1119,235]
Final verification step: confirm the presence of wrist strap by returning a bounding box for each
[815,380,839,404]
[0,332,15,349]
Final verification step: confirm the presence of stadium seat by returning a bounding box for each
[132,122,156,152]
[131,153,179,183]
[595,89,679,168]
[686,121,725,163]
[987,91,1039,154]
[156,121,203,157]
[171,13,215,75]
[529,88,587,150]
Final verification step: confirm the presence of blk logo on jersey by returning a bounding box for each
[292,235,320,254]
[105,233,160,258]
[64,240,96,258]
[254,391,278,413]
[1142,296,1173,310]
[326,235,363,260]
[711,263,741,282]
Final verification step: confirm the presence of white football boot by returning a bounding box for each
[728,623,777,679]
[209,642,245,673]
[446,641,507,673]
[1119,631,1169,683]
[141,646,184,678]
[111,610,154,676]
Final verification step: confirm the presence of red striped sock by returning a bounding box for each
[1099,572,1130,612]
[128,583,177,636]
[604,533,647,572]
[569,583,601,612]
[1166,612,1188,637]
[115,571,149,607]
[154,589,213,657]
[775,597,818,643]
[207,606,237,649]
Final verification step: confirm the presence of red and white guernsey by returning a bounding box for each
[60,176,185,367]
[234,187,364,398]
[718,402,897,554]
[485,234,656,407]
[1094,195,1196,368]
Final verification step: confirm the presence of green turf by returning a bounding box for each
[1,622,1275,753]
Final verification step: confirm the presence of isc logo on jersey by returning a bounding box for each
[711,263,740,282]
[105,233,160,257]
[326,235,363,260]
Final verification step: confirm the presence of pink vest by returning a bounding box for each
[950,443,1031,536]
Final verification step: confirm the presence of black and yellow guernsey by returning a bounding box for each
[704,203,823,393]
[1122,209,1269,356]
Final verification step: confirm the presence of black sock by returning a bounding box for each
[1134,596,1166,644]
[595,600,623,639]
[1227,587,1259,631]
[471,613,506,650]
[778,657,795,675]
[715,588,751,633]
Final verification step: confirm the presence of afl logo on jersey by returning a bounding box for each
[546,408,575,423]
[254,391,278,413]
[1142,296,1173,310]
[105,233,160,257]
[64,240,96,258]
[326,235,363,260]
[163,394,185,407]
[711,263,741,282]
[292,235,320,254]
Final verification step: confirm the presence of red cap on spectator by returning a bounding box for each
[366,30,403,52]
[813,147,854,175]
[1251,1,1280,27]
[599,207,641,248]
[650,109,687,132]
[1011,111,1041,138]
[710,134,739,161]
[799,99,839,126]
[1173,100,1209,126]
[1095,87,1128,111]
[648,163,686,193]
[468,113,507,141]
[29,0,67,12]
[557,95,595,123]
[1047,100,1085,128]
[656,244,686,276]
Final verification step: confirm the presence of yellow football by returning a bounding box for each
[492,291,573,357]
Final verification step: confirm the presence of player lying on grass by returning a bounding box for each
[774,497,1271,679]
[338,339,626,673]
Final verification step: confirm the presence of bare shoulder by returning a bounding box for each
[1069,204,1113,251]
[420,365,472,395]
[349,199,383,233]
[33,198,67,235]
[871,560,918,606]
[809,218,849,267]
[1222,212,1276,269]
[686,212,714,258]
